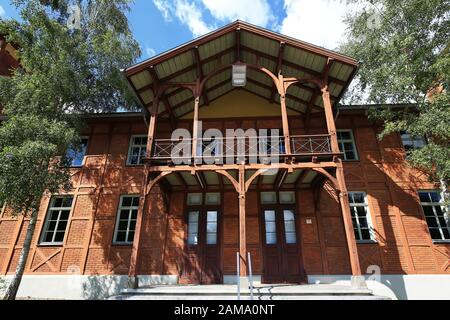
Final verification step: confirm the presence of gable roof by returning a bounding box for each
[124,20,358,120]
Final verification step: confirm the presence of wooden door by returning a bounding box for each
[261,207,303,283]
[184,208,221,284]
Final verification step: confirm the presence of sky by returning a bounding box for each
[0,0,357,61]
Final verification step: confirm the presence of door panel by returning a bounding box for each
[262,207,303,283]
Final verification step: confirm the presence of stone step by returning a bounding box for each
[110,284,390,300]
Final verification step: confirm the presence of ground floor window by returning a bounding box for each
[40,196,73,245]
[348,191,375,242]
[419,191,450,241]
[113,195,139,244]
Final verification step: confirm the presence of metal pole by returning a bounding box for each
[248,252,254,300]
[237,251,240,300]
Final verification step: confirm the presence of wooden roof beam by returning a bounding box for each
[148,68,177,129]
[240,45,346,87]
[193,46,210,105]
[270,42,285,102]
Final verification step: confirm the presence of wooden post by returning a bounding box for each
[279,75,292,155]
[321,87,340,154]
[146,97,160,158]
[128,169,149,288]
[336,161,364,281]
[192,96,200,163]
[238,165,247,277]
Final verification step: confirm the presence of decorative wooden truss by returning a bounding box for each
[124,21,364,288]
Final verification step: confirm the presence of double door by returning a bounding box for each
[261,207,304,283]
[184,208,221,284]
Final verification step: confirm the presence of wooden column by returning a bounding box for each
[146,97,160,158]
[321,87,340,153]
[128,96,160,288]
[336,161,362,277]
[192,96,200,162]
[128,170,149,288]
[238,165,247,276]
[279,75,292,155]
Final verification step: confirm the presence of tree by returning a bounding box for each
[341,0,450,189]
[0,0,140,300]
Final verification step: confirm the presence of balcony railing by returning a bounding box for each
[150,134,332,164]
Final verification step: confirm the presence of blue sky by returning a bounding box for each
[0,0,356,61]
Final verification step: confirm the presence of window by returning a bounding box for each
[206,211,218,245]
[187,193,203,205]
[187,211,199,245]
[337,130,358,161]
[419,191,450,241]
[113,196,139,244]
[283,209,297,244]
[127,135,147,165]
[66,137,88,167]
[261,192,277,204]
[279,191,295,204]
[400,131,426,151]
[264,210,277,244]
[40,196,73,245]
[348,192,375,242]
[205,193,220,205]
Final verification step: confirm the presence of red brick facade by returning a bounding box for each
[1,111,449,279]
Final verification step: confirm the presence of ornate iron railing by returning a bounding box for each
[290,134,332,155]
[151,134,332,162]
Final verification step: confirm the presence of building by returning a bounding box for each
[0,21,449,300]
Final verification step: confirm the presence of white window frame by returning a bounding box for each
[113,195,140,245]
[40,196,73,245]
[67,136,89,167]
[126,135,148,165]
[337,130,359,161]
[348,191,376,242]
[419,190,450,242]
[400,131,426,151]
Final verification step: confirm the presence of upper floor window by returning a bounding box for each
[40,196,73,245]
[113,195,139,244]
[419,191,450,241]
[348,192,375,242]
[127,135,147,165]
[400,131,426,151]
[337,130,358,161]
[66,137,88,167]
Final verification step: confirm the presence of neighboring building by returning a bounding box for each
[0,21,449,300]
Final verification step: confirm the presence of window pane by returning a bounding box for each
[353,193,365,204]
[442,228,450,240]
[131,209,138,220]
[54,198,63,207]
[116,231,126,242]
[205,193,220,205]
[358,217,369,228]
[361,229,371,240]
[187,194,202,205]
[265,221,276,233]
[429,228,442,240]
[264,210,276,221]
[54,232,65,243]
[56,220,68,232]
[207,222,217,233]
[422,206,434,216]
[50,210,60,220]
[188,211,199,222]
[132,197,140,206]
[188,234,198,245]
[129,220,136,231]
[122,197,132,207]
[207,211,218,222]
[266,233,277,245]
[127,231,135,243]
[206,233,217,245]
[44,232,54,243]
[426,217,438,228]
[261,192,277,204]
[279,192,295,204]
[419,192,431,202]
[59,210,70,220]
[285,232,296,244]
[118,220,128,230]
[430,192,441,203]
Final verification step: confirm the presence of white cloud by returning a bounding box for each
[153,0,172,21]
[201,0,274,27]
[145,47,156,57]
[0,5,6,18]
[174,0,213,37]
[280,0,351,50]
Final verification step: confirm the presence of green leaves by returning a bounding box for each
[342,0,450,183]
[0,0,141,214]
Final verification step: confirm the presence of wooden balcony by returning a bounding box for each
[149,134,337,166]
